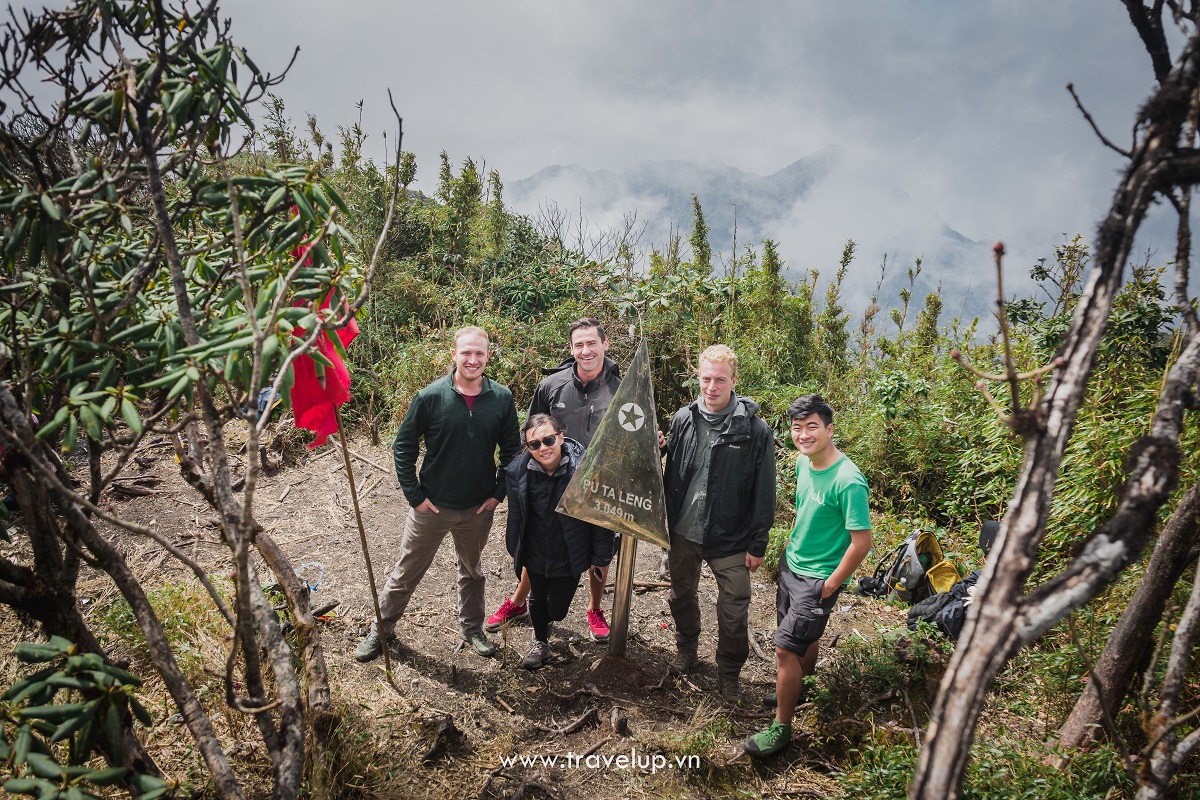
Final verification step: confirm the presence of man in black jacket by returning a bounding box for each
[486,318,621,642]
[663,344,775,704]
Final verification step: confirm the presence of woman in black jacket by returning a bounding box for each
[505,413,614,669]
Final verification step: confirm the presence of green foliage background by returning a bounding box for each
[8,68,1194,792]
[274,116,1197,794]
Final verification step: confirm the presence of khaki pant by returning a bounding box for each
[373,503,494,638]
[667,534,751,680]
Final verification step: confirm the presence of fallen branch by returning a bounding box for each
[357,474,382,499]
[109,483,162,498]
[420,714,460,763]
[548,684,607,702]
[535,707,598,735]
[855,690,898,717]
[505,777,558,800]
[749,628,773,663]
[311,600,340,618]
[111,473,161,483]
[330,440,389,473]
[580,735,612,758]
[276,477,310,503]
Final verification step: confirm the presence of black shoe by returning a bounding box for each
[521,640,551,670]
[762,685,807,709]
[668,651,699,675]
[718,674,741,706]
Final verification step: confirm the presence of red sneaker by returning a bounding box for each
[586,609,610,642]
[485,597,528,632]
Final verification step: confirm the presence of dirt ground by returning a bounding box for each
[0,430,909,800]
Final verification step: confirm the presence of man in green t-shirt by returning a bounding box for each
[746,394,873,758]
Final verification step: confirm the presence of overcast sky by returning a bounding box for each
[208,1,1179,299]
[18,1,1186,310]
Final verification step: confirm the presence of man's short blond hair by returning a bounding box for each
[452,325,490,349]
[698,344,737,377]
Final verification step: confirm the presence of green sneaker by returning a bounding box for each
[463,630,497,658]
[744,720,792,758]
[355,631,396,663]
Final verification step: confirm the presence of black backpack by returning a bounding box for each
[906,570,981,639]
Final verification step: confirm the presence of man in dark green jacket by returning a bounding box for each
[355,326,521,662]
[663,344,776,704]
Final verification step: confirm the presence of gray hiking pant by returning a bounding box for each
[372,503,494,638]
[667,534,751,680]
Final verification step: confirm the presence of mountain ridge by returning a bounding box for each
[508,152,995,319]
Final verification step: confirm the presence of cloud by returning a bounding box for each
[80,0,1197,311]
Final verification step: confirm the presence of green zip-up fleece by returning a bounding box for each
[393,371,522,510]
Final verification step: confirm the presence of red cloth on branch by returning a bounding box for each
[286,215,358,447]
[290,293,358,448]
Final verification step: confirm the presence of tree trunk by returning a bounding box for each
[909,27,1200,794]
[255,530,341,798]
[1056,483,1200,750]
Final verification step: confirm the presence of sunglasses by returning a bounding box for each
[526,434,560,451]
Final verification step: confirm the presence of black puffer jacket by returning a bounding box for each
[663,397,776,560]
[505,437,615,578]
[527,357,621,447]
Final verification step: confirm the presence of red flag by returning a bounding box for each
[285,218,357,447]
[290,293,358,448]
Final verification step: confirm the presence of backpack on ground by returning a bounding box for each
[907,569,981,639]
[856,529,957,604]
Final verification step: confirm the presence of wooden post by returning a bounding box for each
[335,406,393,681]
[608,534,639,657]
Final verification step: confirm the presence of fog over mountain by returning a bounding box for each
[171,0,1199,330]
[509,152,1001,323]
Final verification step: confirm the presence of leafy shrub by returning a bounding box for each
[838,733,1134,800]
[811,625,951,754]
[762,525,793,581]
[0,637,167,800]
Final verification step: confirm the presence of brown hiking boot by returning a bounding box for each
[668,651,699,675]
[717,674,741,705]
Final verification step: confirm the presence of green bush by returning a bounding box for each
[838,733,1134,799]
[811,624,951,755]
[0,637,167,800]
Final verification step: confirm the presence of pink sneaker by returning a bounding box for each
[485,597,528,632]
[586,609,610,642]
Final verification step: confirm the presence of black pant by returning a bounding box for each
[527,571,580,642]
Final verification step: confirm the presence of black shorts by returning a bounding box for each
[773,560,841,655]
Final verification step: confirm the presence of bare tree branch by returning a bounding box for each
[910,20,1200,800]
[1068,82,1135,157]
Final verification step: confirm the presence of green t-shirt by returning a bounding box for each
[784,453,872,581]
